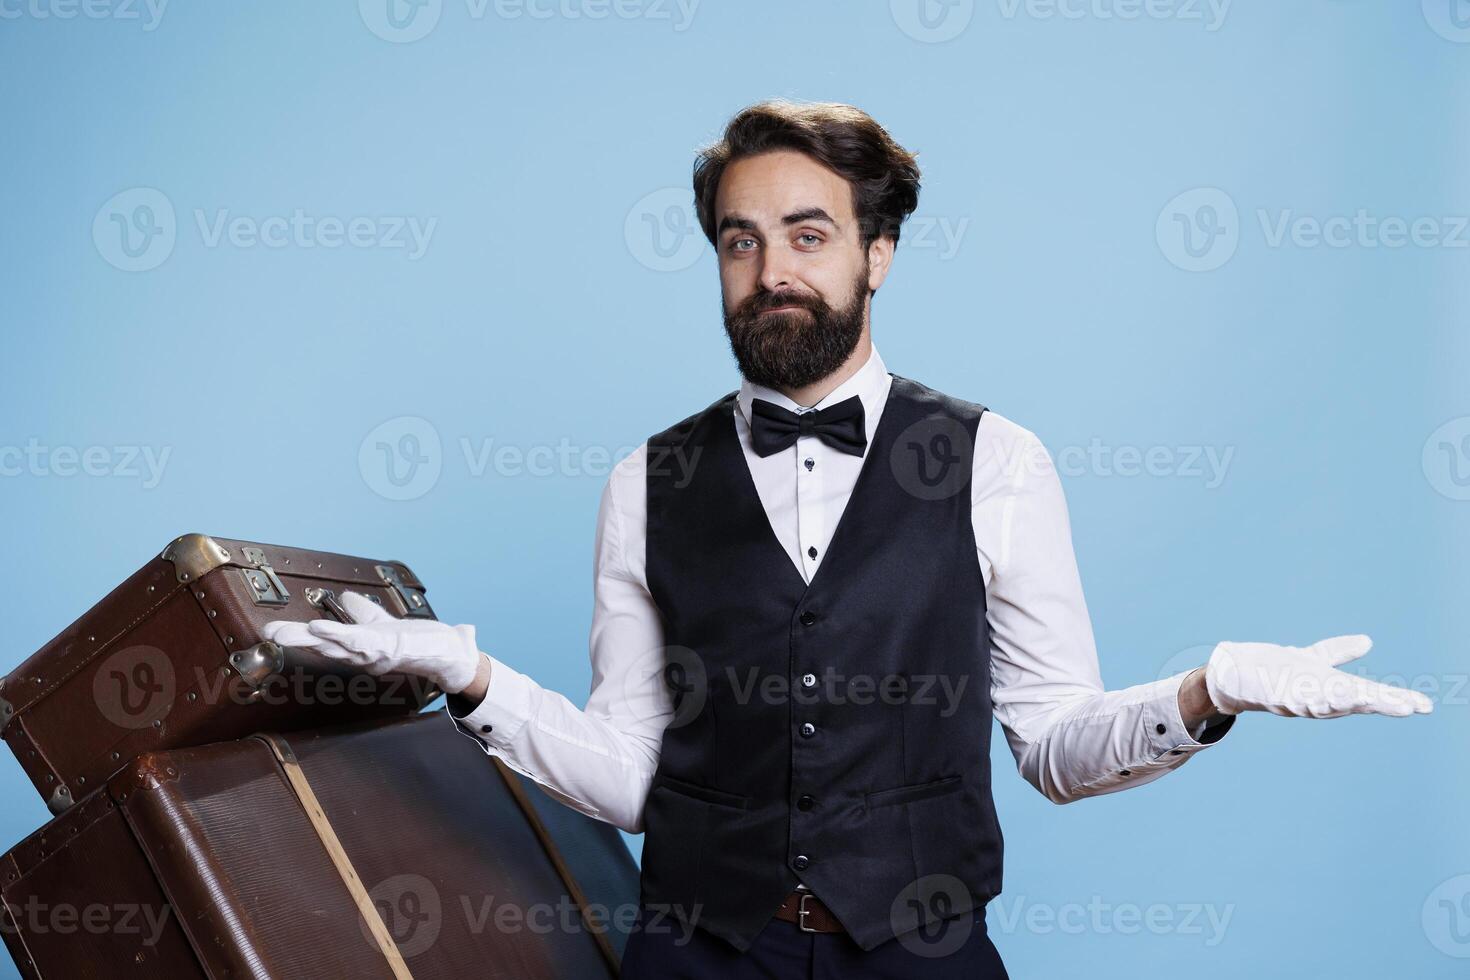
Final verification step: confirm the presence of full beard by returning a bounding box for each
[722,267,869,391]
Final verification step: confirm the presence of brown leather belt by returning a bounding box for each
[772,885,846,934]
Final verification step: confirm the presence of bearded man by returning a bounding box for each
[267,99,1432,979]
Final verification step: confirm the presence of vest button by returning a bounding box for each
[480,724,493,734]
[799,611,818,627]
[800,722,816,738]
[793,855,810,871]
[797,794,815,811]
[801,673,817,688]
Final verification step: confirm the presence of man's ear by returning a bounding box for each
[866,235,896,293]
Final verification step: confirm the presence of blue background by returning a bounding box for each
[1,1,1466,975]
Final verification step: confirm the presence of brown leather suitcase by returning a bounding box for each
[0,711,639,979]
[1,534,443,815]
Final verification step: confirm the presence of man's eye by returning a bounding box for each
[797,234,821,246]
[730,238,757,252]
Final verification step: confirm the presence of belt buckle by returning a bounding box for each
[796,890,817,933]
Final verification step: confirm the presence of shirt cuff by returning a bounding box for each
[1148,670,1236,759]
[446,653,537,752]
[441,658,607,821]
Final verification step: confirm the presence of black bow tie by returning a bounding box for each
[749,395,867,458]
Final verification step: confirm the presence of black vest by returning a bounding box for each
[640,374,1003,953]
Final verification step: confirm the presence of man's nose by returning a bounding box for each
[757,246,798,293]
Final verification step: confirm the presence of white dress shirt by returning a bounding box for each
[449,342,1231,833]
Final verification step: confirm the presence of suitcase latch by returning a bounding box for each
[241,547,291,606]
[375,564,433,619]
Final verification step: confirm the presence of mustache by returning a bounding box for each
[740,291,821,316]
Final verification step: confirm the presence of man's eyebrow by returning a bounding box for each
[782,207,836,228]
[717,213,759,236]
[716,207,840,237]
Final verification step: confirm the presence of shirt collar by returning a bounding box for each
[736,342,890,429]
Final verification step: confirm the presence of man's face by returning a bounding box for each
[715,150,894,391]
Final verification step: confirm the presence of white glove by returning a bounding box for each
[1204,634,1433,718]
[261,590,482,695]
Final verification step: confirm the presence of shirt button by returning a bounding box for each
[1119,769,1131,776]
[807,546,818,559]
[480,724,493,734]
[800,722,816,738]
[797,795,815,811]
[799,611,817,627]
[793,855,810,870]
[804,458,814,471]
[1155,723,1166,735]
[801,673,817,688]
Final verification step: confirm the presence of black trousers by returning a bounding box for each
[619,903,1010,979]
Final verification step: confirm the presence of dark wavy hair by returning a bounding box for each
[692,100,922,250]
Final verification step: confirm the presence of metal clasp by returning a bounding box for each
[797,891,817,933]
[241,547,290,606]
[375,564,433,619]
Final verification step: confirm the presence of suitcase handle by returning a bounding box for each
[303,587,358,624]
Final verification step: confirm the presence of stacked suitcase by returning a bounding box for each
[0,534,639,979]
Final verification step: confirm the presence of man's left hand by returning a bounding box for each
[262,590,482,695]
